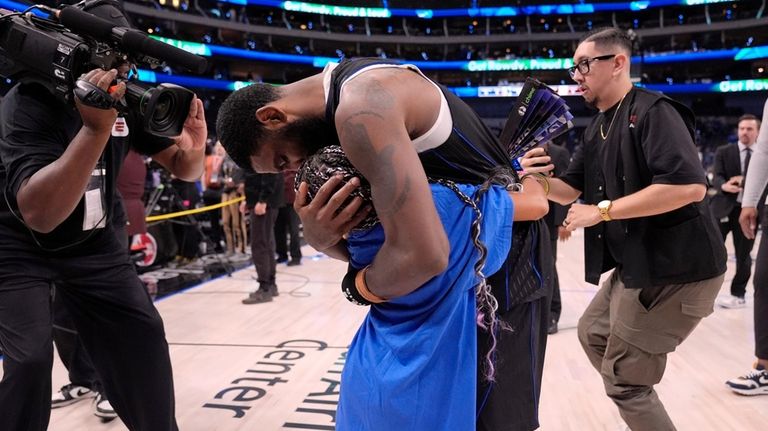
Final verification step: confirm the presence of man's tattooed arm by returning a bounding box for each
[335,78,449,299]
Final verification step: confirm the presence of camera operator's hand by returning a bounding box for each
[75,68,126,134]
[174,97,207,152]
[152,96,207,181]
[18,68,126,233]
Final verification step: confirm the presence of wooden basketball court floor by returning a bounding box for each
[9,231,767,430]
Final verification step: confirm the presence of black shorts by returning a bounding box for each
[477,295,550,431]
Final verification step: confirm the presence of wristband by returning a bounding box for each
[355,266,387,304]
[341,265,372,306]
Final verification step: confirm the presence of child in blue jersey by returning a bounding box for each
[297,146,548,430]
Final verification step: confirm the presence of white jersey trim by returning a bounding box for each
[322,62,452,153]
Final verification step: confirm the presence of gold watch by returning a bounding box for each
[597,200,613,222]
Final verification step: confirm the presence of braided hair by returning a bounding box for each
[294,146,380,231]
[297,146,514,382]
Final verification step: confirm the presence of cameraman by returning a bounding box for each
[0,13,206,431]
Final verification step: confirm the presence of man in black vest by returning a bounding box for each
[711,114,761,308]
[522,27,726,430]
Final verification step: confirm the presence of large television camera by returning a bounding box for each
[0,2,208,137]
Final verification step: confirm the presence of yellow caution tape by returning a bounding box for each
[145,196,245,222]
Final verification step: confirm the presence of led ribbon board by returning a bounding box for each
[214,0,741,18]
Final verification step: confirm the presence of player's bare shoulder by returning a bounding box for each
[341,68,439,130]
[339,69,401,113]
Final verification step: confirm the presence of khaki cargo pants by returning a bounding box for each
[577,269,724,431]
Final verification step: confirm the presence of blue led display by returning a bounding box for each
[148,35,766,70]
[240,0,741,18]
[736,46,768,61]
[134,69,767,97]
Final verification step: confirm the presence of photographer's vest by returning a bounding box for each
[581,88,726,288]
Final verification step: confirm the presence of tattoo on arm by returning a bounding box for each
[363,80,395,111]
[346,78,395,112]
[339,115,410,217]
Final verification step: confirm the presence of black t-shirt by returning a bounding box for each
[560,88,707,266]
[600,100,629,263]
[0,82,173,256]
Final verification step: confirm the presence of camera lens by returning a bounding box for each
[151,92,175,128]
[123,82,194,137]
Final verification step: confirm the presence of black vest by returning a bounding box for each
[581,88,726,288]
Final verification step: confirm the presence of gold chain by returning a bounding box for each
[599,93,628,140]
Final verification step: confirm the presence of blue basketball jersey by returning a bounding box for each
[337,183,513,430]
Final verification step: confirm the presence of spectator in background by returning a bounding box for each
[202,141,226,253]
[729,99,768,396]
[241,172,284,304]
[220,153,246,254]
[711,114,761,308]
[274,169,302,266]
[170,175,202,263]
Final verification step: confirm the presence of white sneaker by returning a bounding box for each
[716,295,746,309]
[93,393,118,419]
[725,367,768,395]
[51,383,96,408]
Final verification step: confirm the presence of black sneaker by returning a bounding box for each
[548,319,559,335]
[93,392,118,420]
[287,259,302,267]
[276,256,288,264]
[51,383,96,408]
[725,366,768,396]
[243,290,273,304]
[249,283,277,297]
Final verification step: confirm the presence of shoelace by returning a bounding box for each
[740,368,767,379]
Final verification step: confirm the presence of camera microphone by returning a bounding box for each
[120,30,207,74]
[57,6,114,40]
[57,6,207,73]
